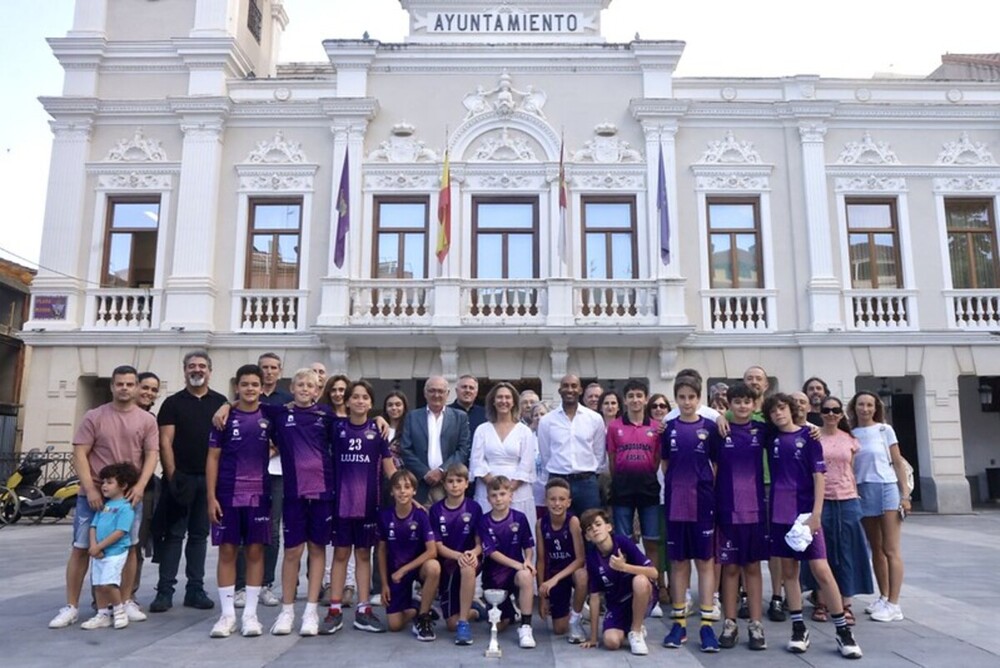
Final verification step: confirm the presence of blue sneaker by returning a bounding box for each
[700,625,720,652]
[455,620,473,646]
[662,622,687,648]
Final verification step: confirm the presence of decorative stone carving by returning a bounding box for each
[933,176,1000,193]
[936,132,996,166]
[572,124,643,163]
[246,130,306,164]
[836,132,900,165]
[695,175,769,191]
[697,131,762,164]
[573,172,644,189]
[835,176,907,192]
[798,123,827,143]
[364,173,437,189]
[367,123,439,163]
[98,172,172,190]
[239,173,314,192]
[467,173,538,189]
[471,127,537,162]
[106,128,167,162]
[462,71,547,120]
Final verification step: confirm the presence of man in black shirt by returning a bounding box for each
[449,374,486,437]
[803,376,830,427]
[150,351,227,612]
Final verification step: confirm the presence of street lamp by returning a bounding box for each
[979,378,995,412]
[878,378,893,414]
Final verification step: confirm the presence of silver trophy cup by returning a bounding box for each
[484,588,507,658]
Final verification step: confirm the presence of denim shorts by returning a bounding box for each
[857,482,900,518]
[612,503,661,541]
[73,495,142,549]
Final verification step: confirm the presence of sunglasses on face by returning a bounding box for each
[821,406,843,415]
[650,403,669,409]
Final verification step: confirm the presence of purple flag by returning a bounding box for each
[657,143,670,265]
[334,147,350,269]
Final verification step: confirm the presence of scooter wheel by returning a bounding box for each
[0,486,20,526]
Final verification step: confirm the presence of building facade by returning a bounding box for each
[21,0,1000,512]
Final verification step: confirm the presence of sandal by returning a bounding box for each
[811,602,829,622]
[843,604,856,626]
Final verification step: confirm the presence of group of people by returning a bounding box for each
[46,354,910,660]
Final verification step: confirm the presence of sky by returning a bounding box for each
[1,0,996,267]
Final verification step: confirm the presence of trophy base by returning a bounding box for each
[485,647,503,659]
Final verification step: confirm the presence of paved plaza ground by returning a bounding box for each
[2,509,999,667]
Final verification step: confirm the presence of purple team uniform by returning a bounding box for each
[429,497,482,619]
[662,417,719,561]
[208,407,272,546]
[539,512,579,619]
[262,402,337,547]
[715,421,769,565]
[377,505,436,614]
[767,426,827,560]
[586,534,654,632]
[478,508,534,621]
[332,418,391,548]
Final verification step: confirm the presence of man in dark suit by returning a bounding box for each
[401,376,471,503]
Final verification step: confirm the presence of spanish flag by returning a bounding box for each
[436,150,451,262]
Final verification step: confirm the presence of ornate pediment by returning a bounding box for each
[470,127,537,162]
[246,131,307,164]
[462,71,547,120]
[106,128,167,162]
[367,123,439,163]
[697,131,762,164]
[572,124,642,163]
[836,132,900,165]
[936,132,996,166]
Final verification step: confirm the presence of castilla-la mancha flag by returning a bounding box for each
[436,151,451,262]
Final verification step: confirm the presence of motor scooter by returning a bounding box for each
[2,446,79,524]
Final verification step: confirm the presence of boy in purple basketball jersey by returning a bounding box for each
[429,463,482,646]
[207,364,272,639]
[535,477,587,643]
[714,382,768,650]
[325,380,397,635]
[661,375,720,652]
[377,469,440,641]
[478,476,537,649]
[579,509,656,655]
[764,393,862,659]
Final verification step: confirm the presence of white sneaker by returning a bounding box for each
[629,628,649,655]
[81,613,112,630]
[123,600,147,622]
[864,597,887,615]
[113,607,129,630]
[210,615,237,638]
[49,605,79,629]
[685,591,696,617]
[233,589,246,609]
[870,601,904,622]
[241,615,264,637]
[259,586,280,607]
[370,593,383,607]
[568,614,586,644]
[650,602,664,618]
[300,609,319,636]
[270,609,295,635]
[518,624,536,649]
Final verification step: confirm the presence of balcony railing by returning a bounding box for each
[84,289,159,330]
[233,291,306,332]
[947,290,1000,329]
[462,281,545,324]
[349,281,433,325]
[848,291,916,330]
[575,281,658,324]
[703,290,775,332]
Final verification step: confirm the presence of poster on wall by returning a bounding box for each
[32,295,68,320]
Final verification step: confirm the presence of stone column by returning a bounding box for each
[161,106,228,331]
[914,372,972,513]
[68,0,109,37]
[798,121,843,331]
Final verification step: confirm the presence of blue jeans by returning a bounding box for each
[560,474,600,518]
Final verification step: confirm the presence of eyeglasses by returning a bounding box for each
[650,403,669,409]
[820,406,843,415]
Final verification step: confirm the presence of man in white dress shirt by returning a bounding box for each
[536,374,607,516]
[400,376,471,503]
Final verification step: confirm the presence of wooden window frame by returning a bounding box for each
[245,197,303,290]
[101,195,161,288]
[706,196,763,289]
[581,195,639,280]
[372,196,430,280]
[471,196,540,279]
[845,197,902,290]
[944,197,999,290]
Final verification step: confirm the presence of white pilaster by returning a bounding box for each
[68,0,108,37]
[161,108,228,331]
[798,121,842,331]
[191,0,238,37]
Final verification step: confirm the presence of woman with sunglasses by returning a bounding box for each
[801,397,873,625]
[647,394,672,607]
[848,390,910,623]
